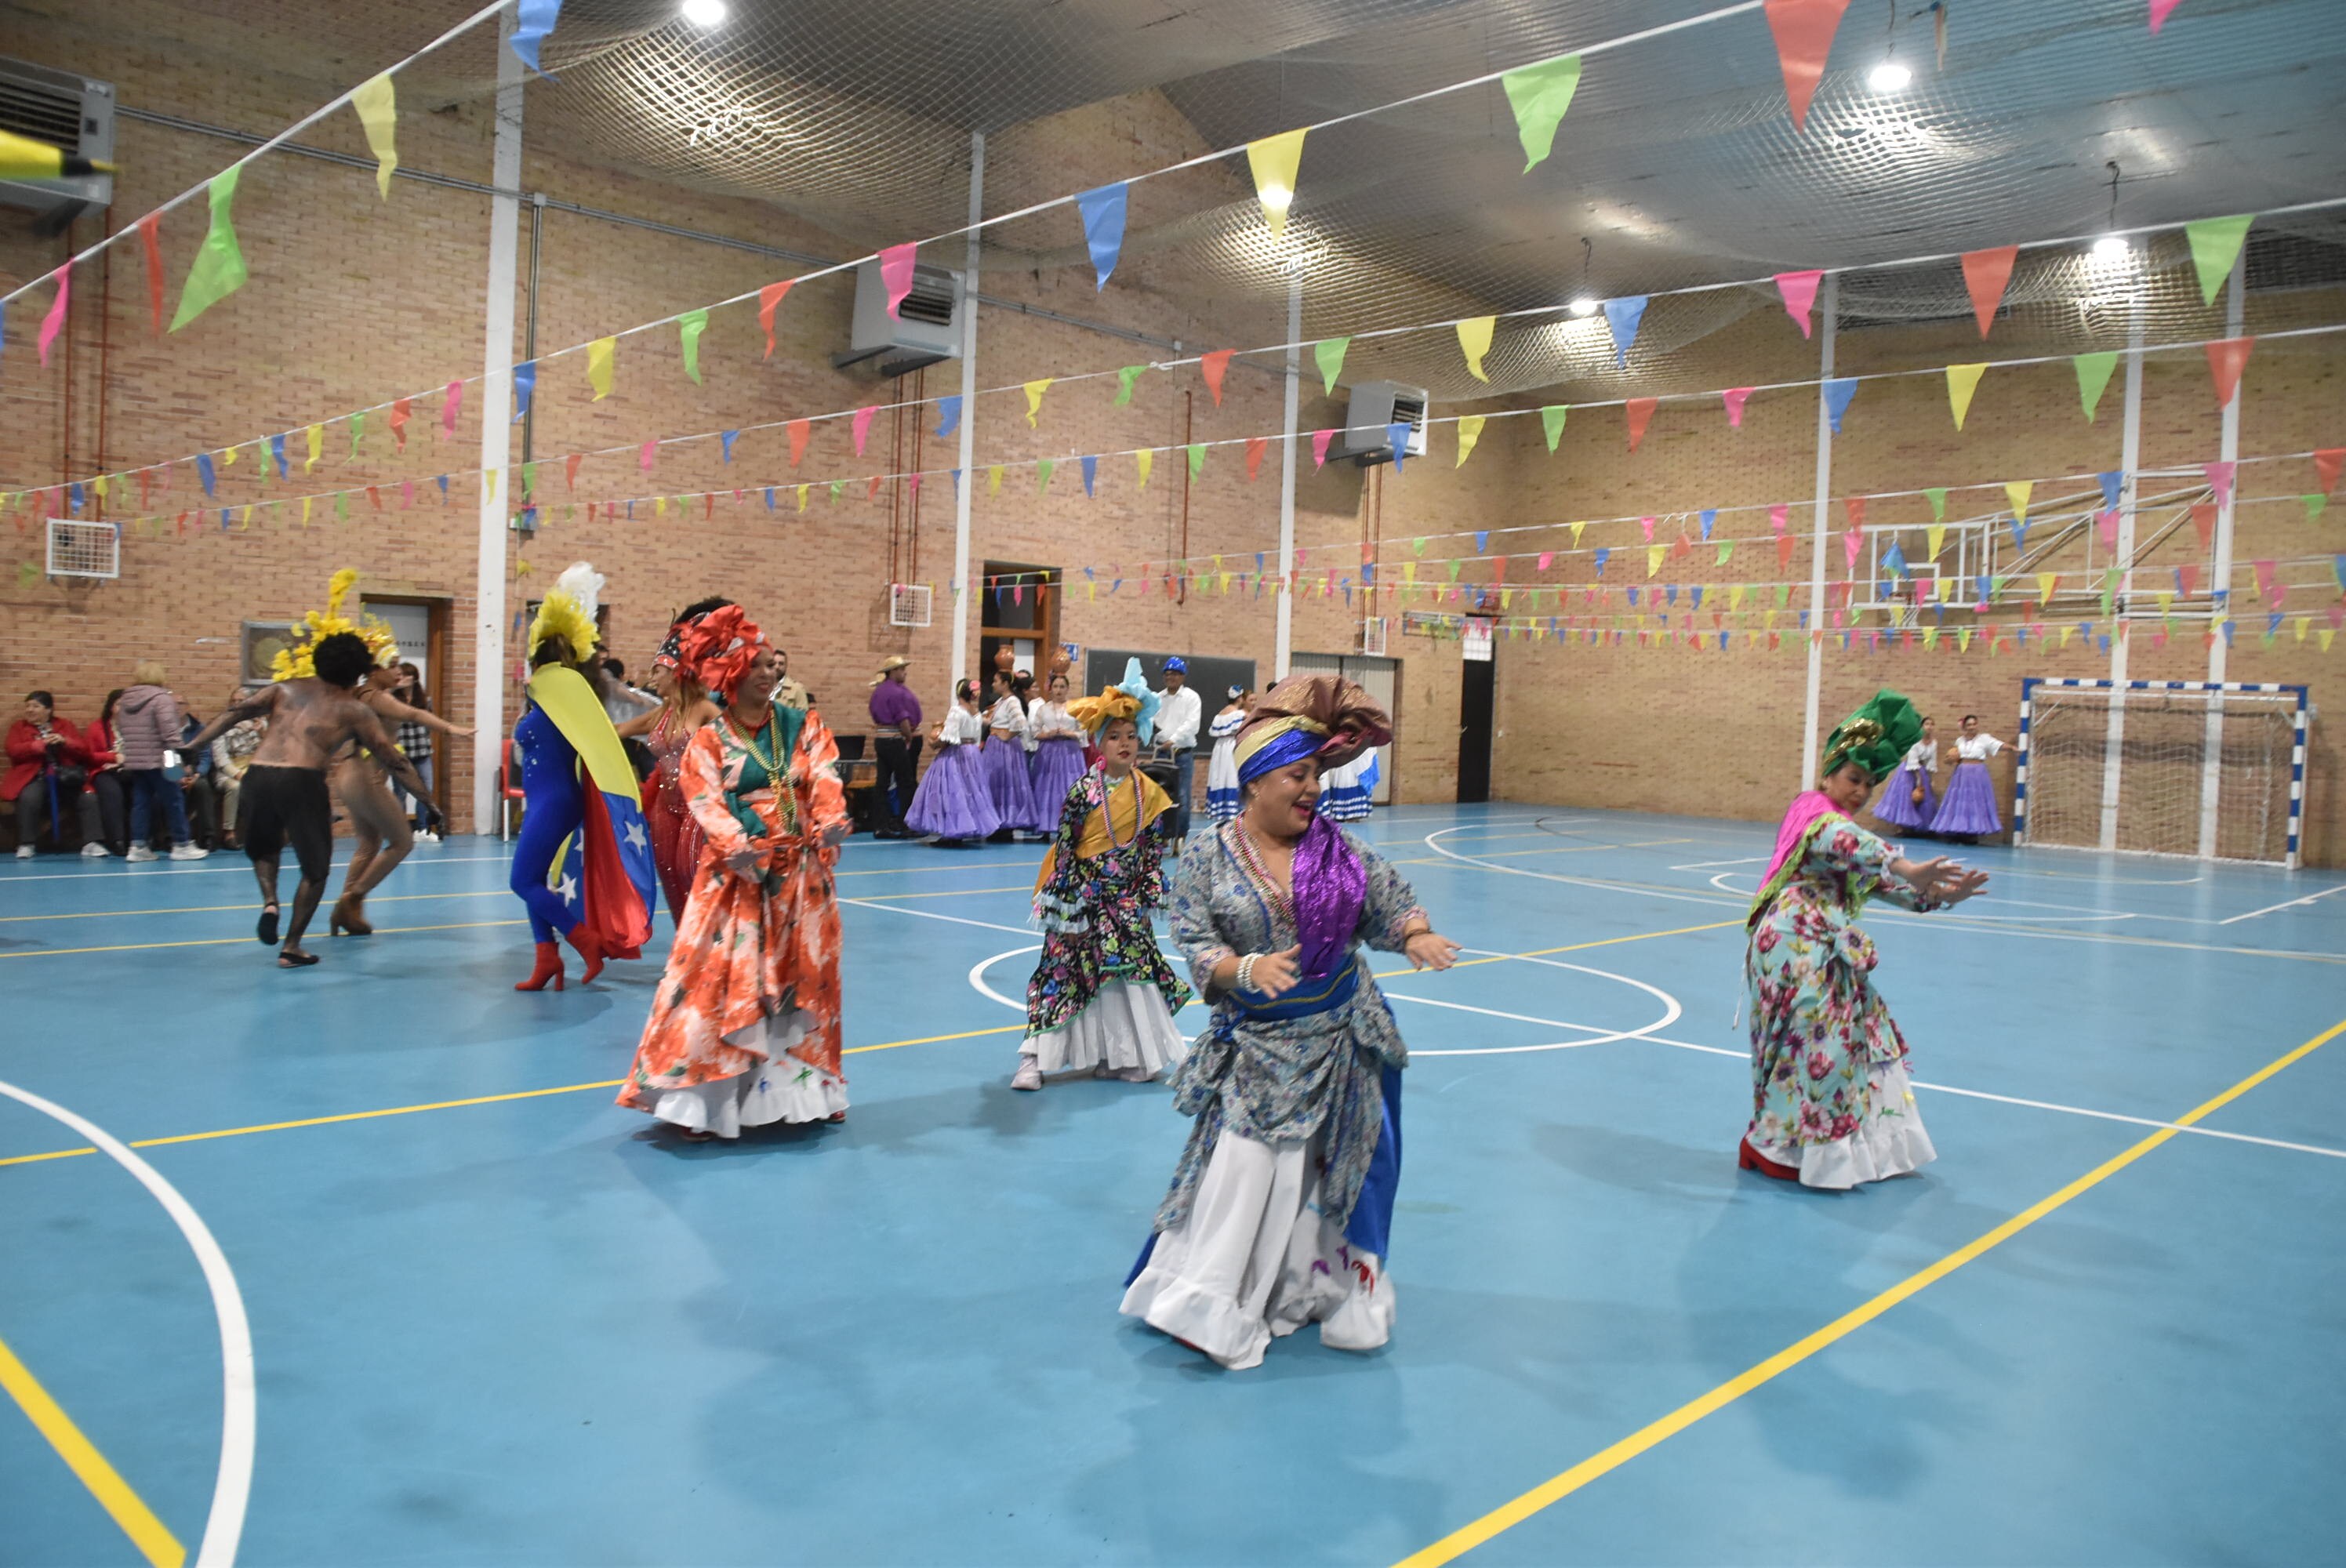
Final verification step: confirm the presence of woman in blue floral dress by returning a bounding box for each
[1011,661,1191,1091]
[1122,675,1459,1370]
[1741,690,1989,1189]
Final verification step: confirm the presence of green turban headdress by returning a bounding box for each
[1821,689,1923,783]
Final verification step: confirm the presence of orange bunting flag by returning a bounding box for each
[1200,350,1234,405]
[1777,533,1797,570]
[2205,336,2253,406]
[2192,503,2217,549]
[565,452,581,489]
[2315,448,2344,494]
[759,281,792,359]
[1245,436,1267,481]
[787,419,811,466]
[390,397,412,452]
[1961,245,2018,337]
[1763,0,1854,133]
[1843,495,1867,530]
[1625,397,1658,452]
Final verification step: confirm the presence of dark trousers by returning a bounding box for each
[80,771,126,852]
[9,773,80,851]
[1165,747,1197,840]
[873,736,918,834]
[127,768,192,848]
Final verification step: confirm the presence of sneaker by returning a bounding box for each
[126,845,157,862]
[169,844,211,861]
[1010,1058,1044,1091]
[417,829,439,844]
[13,844,31,859]
[81,842,107,858]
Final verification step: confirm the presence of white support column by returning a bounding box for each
[469,10,523,836]
[949,132,982,691]
[2196,249,2245,858]
[1799,272,1838,786]
[2100,297,2146,850]
[1275,266,1301,680]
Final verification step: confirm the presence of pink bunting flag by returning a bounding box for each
[759,281,792,358]
[1961,245,2019,338]
[906,473,922,495]
[2099,508,2119,548]
[1770,503,1789,535]
[1200,350,1234,406]
[639,439,656,472]
[1763,0,1853,133]
[441,381,462,438]
[35,264,69,367]
[1245,435,1267,481]
[2316,448,2344,494]
[390,397,412,452]
[401,478,415,509]
[2253,559,2278,598]
[877,243,917,318]
[2204,459,2236,509]
[1312,429,1335,468]
[2149,0,2184,32]
[1640,516,1655,543]
[2204,336,2253,406]
[1772,270,1823,337]
[852,405,877,456]
[1723,387,1755,427]
[788,419,811,466]
[1625,397,1658,452]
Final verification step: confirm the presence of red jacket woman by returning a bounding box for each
[4,703,85,802]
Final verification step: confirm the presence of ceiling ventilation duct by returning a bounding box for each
[834,259,963,377]
[0,58,113,234]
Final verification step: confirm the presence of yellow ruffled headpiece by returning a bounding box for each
[529,562,603,662]
[1064,687,1141,737]
[273,568,399,681]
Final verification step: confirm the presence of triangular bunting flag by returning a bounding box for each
[1455,414,1486,467]
[350,73,398,198]
[1500,53,1582,171]
[586,336,615,400]
[1457,316,1495,383]
[2185,213,2252,305]
[1823,377,1857,433]
[1245,129,1306,239]
[1541,405,1568,452]
[1200,349,1234,405]
[758,281,791,358]
[1773,270,1823,337]
[1314,337,1349,394]
[2074,350,2118,421]
[1763,0,1854,132]
[1075,183,1127,289]
[1601,296,1647,367]
[1625,397,1657,452]
[1945,362,1988,430]
[1023,378,1052,427]
[678,308,708,384]
[1960,245,2018,337]
[1722,387,1754,427]
[2205,336,2252,406]
[2005,481,2033,524]
[169,169,249,332]
[877,242,917,318]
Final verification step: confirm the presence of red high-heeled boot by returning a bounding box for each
[1737,1136,1800,1181]
[565,922,605,985]
[516,941,565,992]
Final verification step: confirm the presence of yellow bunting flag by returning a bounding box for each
[796,485,809,513]
[221,444,238,467]
[2003,480,2032,524]
[2058,626,2075,648]
[2036,572,2058,604]
[1455,414,1486,467]
[350,73,398,198]
[1926,523,1945,559]
[1945,361,1988,430]
[1957,627,1974,652]
[1403,561,1417,587]
[587,336,616,401]
[1936,575,1955,602]
[1022,379,1051,427]
[1729,585,1747,612]
[301,496,312,524]
[987,465,1004,495]
[1456,316,1495,383]
[305,424,322,472]
[1645,544,1664,578]
[486,469,499,500]
[1135,448,1153,489]
[655,496,667,517]
[1571,521,1586,546]
[1244,129,1306,240]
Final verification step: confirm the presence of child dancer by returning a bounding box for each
[1013,660,1188,1091]
[1205,685,1247,826]
[906,681,1000,844]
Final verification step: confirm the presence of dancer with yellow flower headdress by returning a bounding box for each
[1010,659,1192,1093]
[1738,690,1989,1189]
[182,576,432,968]
[1120,674,1460,1370]
[510,564,657,992]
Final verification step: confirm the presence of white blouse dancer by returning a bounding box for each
[1928,713,2006,839]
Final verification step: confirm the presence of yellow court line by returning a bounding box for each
[1394,1014,2346,1568]
[0,919,528,959]
[0,1331,186,1568]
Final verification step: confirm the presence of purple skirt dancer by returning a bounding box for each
[1029,737,1088,823]
[982,737,1045,832]
[906,745,1002,841]
[1929,761,2001,836]
[1871,763,1936,832]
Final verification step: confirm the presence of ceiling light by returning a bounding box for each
[681,0,728,26]
[2092,234,2132,265]
[1569,296,1598,317]
[1866,60,1912,93]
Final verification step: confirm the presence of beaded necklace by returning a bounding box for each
[724,705,783,779]
[1099,765,1140,850]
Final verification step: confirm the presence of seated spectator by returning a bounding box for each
[77,690,129,857]
[5,691,89,858]
[212,708,266,852]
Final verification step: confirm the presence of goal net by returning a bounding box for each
[2016,679,2306,869]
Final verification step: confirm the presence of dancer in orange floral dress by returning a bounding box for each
[616,606,852,1140]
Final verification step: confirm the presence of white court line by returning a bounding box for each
[841,896,1034,937]
[0,1078,254,1566]
[1703,868,2138,923]
[1672,856,1766,871]
[0,852,512,884]
[2217,884,2346,926]
[1634,1035,2346,1161]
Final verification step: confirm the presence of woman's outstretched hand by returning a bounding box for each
[1938,866,1991,905]
[1405,931,1462,971]
[1248,946,1303,998]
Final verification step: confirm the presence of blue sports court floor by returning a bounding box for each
[4,804,2343,1566]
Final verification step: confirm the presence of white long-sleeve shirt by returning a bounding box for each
[1154,684,1203,750]
[940,706,985,744]
[987,695,1029,744]
[1953,732,2004,760]
[1899,739,1936,773]
[1029,699,1081,741]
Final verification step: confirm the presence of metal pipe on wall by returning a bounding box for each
[949,132,982,691]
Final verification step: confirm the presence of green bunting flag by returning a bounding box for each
[1314,337,1349,394]
[1500,54,1583,172]
[170,168,249,332]
[1541,405,1568,452]
[1115,365,1147,406]
[678,309,709,384]
[2185,214,2253,306]
[1923,486,1948,522]
[2073,351,2119,422]
[1186,442,1206,479]
[1037,458,1054,494]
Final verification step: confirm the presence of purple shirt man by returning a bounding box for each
[867,657,922,838]
[869,676,922,732]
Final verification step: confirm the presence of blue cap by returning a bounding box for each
[1163,655,1187,673]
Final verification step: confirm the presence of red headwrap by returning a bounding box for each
[677,605,769,698]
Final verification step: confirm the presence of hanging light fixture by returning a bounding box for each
[2092,162,2132,266]
[1569,236,1598,314]
[1866,1,1913,93]
[681,0,729,27]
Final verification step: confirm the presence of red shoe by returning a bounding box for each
[516,940,565,992]
[1738,1137,1800,1181]
[565,923,605,985]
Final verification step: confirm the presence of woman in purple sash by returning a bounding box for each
[1122,675,1460,1370]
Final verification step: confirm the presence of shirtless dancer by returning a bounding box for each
[326,665,474,937]
[181,632,429,967]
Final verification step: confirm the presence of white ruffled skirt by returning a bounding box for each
[637,1007,849,1138]
[1022,979,1186,1079]
[1749,1058,1936,1189]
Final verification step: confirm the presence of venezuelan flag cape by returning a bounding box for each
[529,665,657,958]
